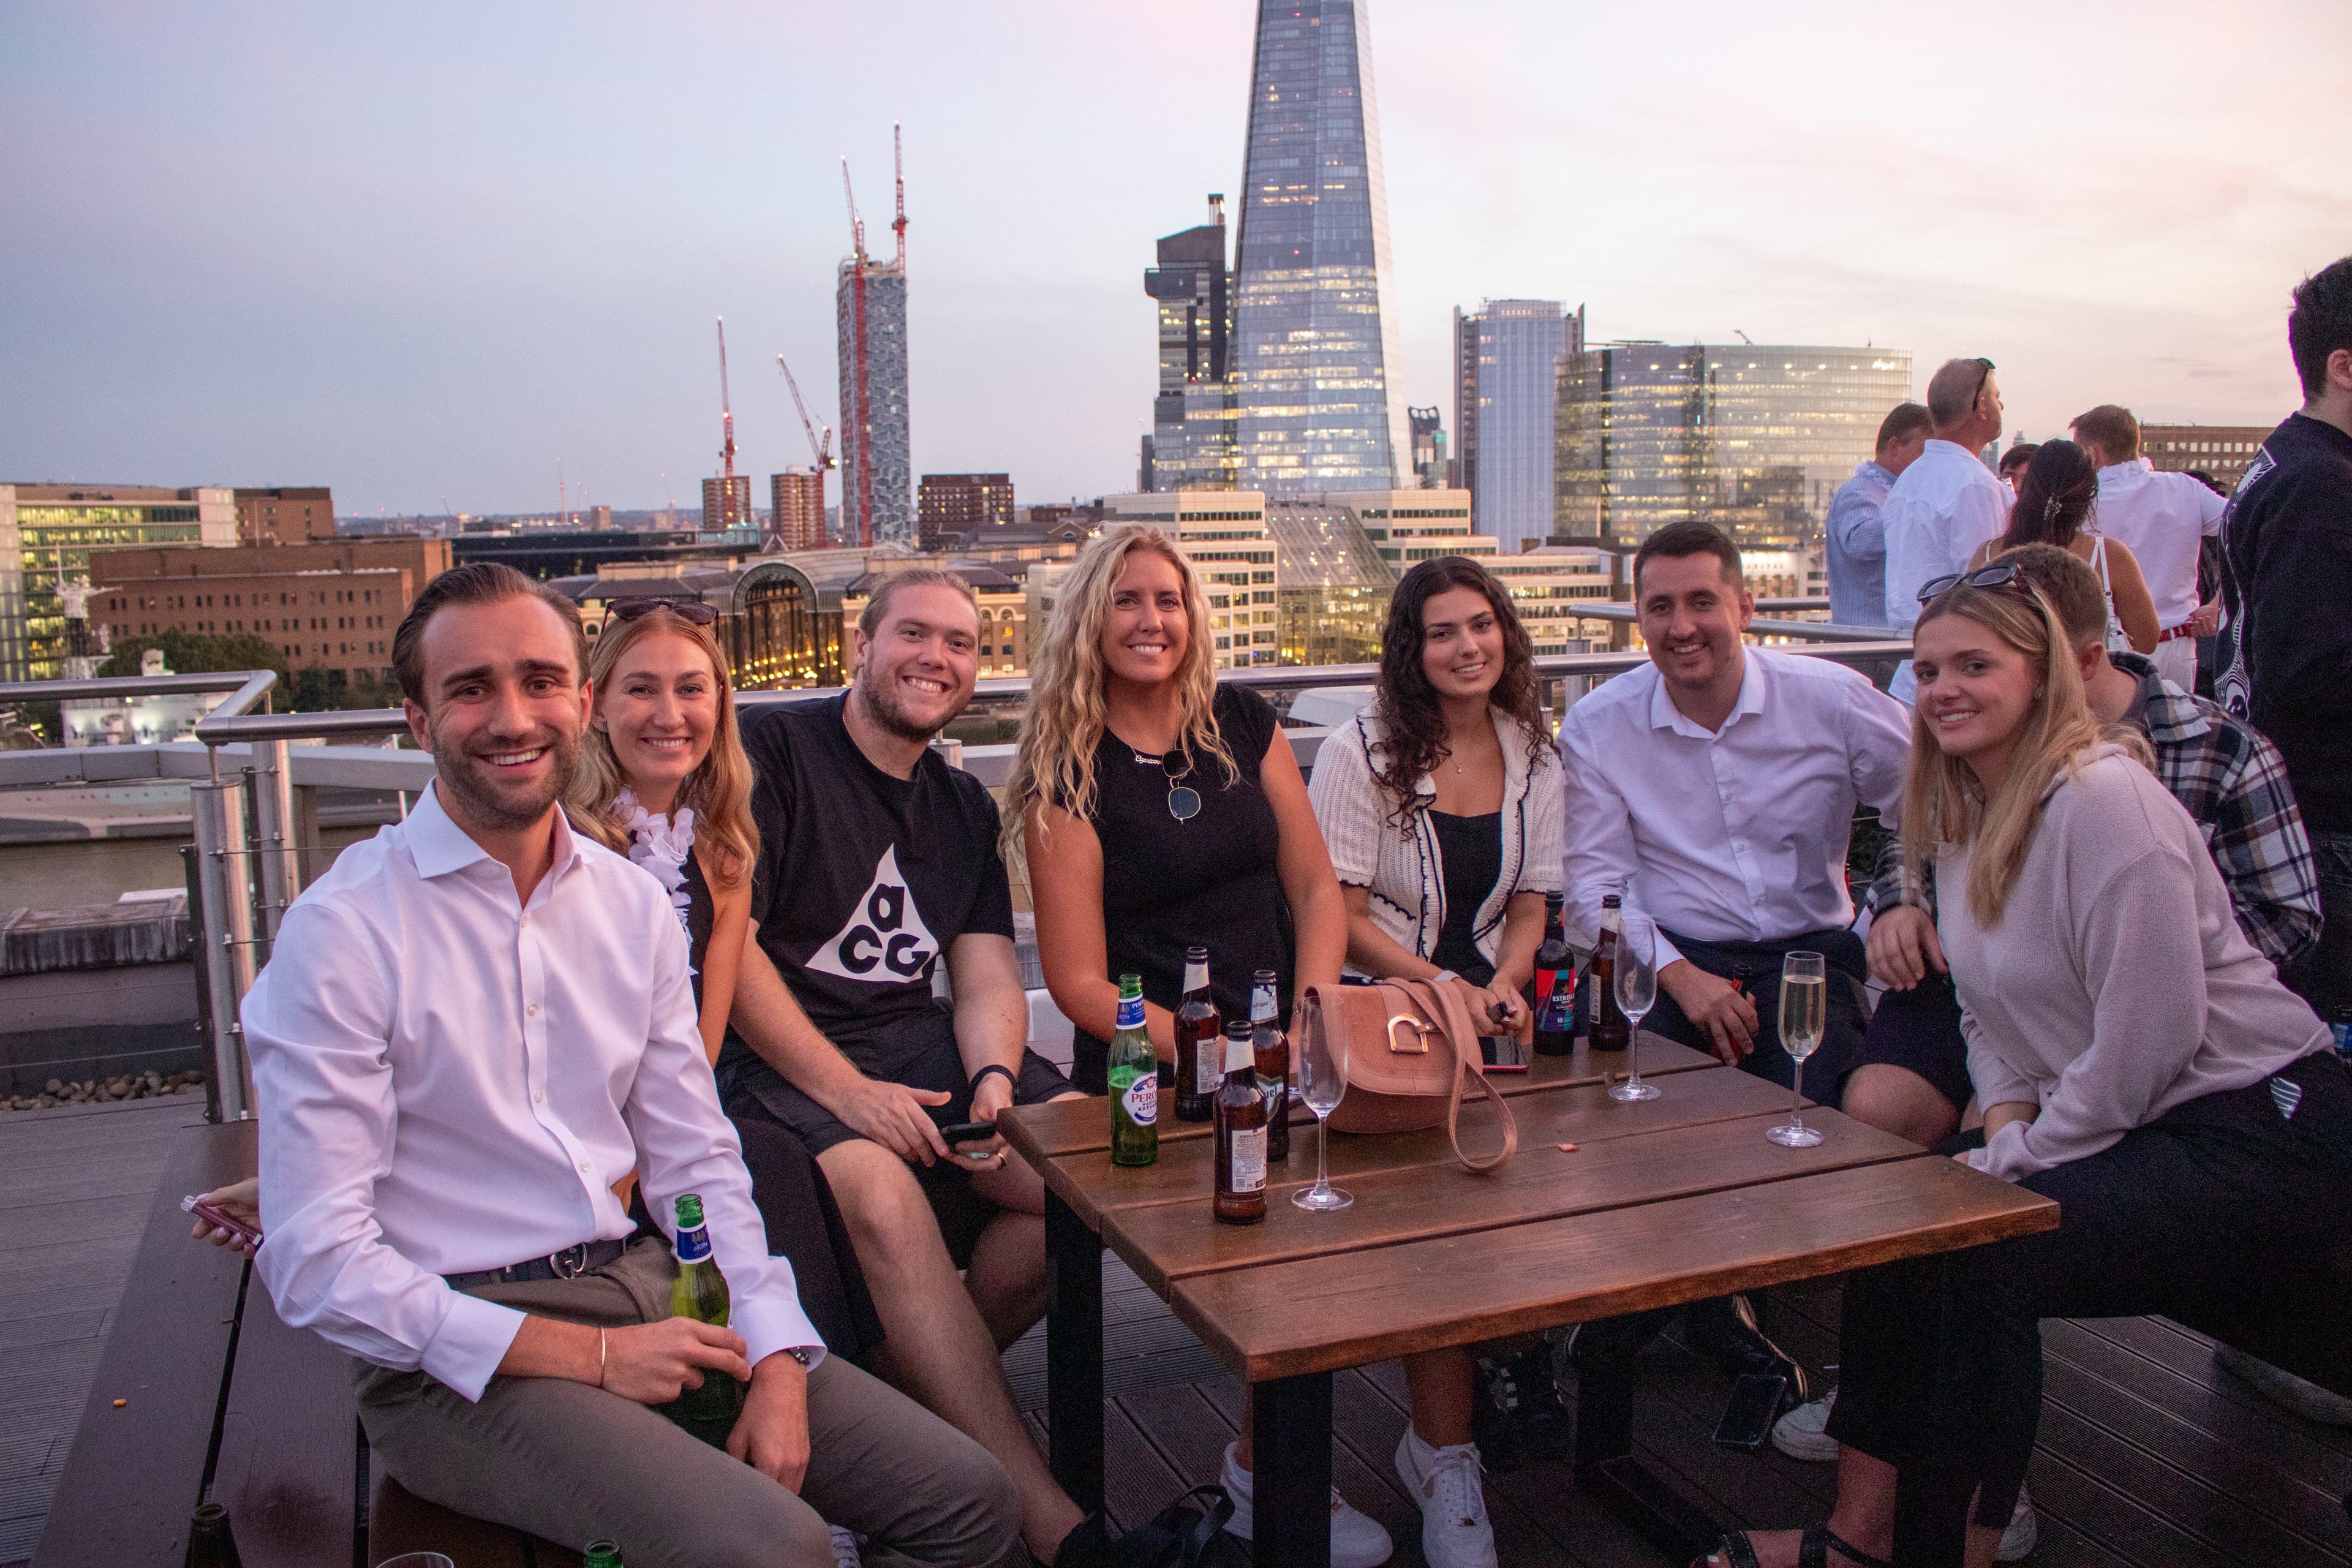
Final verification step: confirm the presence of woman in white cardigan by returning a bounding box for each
[1308,556,1564,1036]
[1306,557,1566,1562]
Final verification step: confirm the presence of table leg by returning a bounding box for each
[1044,1189,1104,1517]
[1253,1371,1333,1568]
[1572,1310,1728,1562]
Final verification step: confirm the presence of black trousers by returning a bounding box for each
[1643,927,1869,1095]
[1825,1051,2352,1528]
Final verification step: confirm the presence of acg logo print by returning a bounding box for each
[807,846,939,983]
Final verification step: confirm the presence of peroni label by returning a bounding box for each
[1120,1073,1158,1126]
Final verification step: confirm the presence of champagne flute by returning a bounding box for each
[1292,992,1352,1212]
[1608,909,1661,1101]
[1768,951,1827,1147]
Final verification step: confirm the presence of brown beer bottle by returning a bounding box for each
[1213,1020,1269,1224]
[1173,946,1221,1122]
[1248,967,1290,1163]
[1588,894,1632,1051]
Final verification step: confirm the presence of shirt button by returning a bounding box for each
[528,1003,540,1017]
[533,1091,545,1104]
[520,915,530,927]
[579,1161,590,1173]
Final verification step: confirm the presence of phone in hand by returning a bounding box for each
[935,1119,998,1158]
[1479,1036,1529,1072]
[183,1194,263,1250]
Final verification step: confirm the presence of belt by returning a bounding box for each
[2158,622,2199,644]
[443,1238,627,1291]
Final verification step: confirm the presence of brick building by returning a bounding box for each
[233,486,336,546]
[2139,424,2272,492]
[769,470,826,552]
[917,473,1015,551]
[88,537,453,687]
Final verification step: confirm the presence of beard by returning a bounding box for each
[855,668,960,745]
[427,715,582,832]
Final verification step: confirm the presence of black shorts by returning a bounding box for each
[720,1008,1079,1269]
[1842,969,1977,1114]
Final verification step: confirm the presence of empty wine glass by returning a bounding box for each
[1608,909,1661,1102]
[1768,951,1827,1147]
[1292,992,1352,1212]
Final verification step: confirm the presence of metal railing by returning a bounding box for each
[1,622,1908,1122]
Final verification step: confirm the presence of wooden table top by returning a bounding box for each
[1002,1047,2059,1385]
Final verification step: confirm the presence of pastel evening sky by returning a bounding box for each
[2,1,2343,516]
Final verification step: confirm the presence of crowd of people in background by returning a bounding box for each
[185,254,2352,1568]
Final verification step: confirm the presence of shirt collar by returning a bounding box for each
[2108,650,2207,744]
[405,780,584,884]
[1646,652,1765,740]
[1855,459,1893,484]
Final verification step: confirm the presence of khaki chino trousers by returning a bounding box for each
[355,1238,1018,1568]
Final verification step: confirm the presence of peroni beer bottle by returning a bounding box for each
[665,1193,742,1427]
[1109,974,1158,1166]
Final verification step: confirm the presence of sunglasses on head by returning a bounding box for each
[604,598,718,628]
[1917,560,2029,605]
[1161,750,1201,823]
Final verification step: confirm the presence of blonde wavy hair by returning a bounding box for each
[567,607,757,891]
[1899,580,2146,927]
[1003,526,1234,859]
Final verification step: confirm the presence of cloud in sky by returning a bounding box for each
[1,1,2343,515]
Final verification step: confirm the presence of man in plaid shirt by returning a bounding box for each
[1843,541,2321,1150]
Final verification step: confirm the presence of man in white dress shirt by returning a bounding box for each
[1882,356,2010,702]
[1560,522,1912,1091]
[243,563,1017,1567]
[2073,402,2225,688]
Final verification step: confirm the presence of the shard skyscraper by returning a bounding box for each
[1232,0,1408,494]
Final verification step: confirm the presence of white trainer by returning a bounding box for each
[1393,1431,1498,1568]
[1996,1485,2037,1563]
[1771,1389,1839,1462]
[1219,1441,1393,1568]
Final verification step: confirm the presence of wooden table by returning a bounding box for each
[1000,1035,2058,1567]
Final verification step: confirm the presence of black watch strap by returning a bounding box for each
[970,1063,1017,1095]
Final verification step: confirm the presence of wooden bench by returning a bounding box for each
[31,1118,567,1568]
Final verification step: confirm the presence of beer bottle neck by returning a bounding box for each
[1182,962,1210,995]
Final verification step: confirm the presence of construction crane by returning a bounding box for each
[891,122,908,268]
[715,316,741,533]
[841,157,873,547]
[775,353,834,472]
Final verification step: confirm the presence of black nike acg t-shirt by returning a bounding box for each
[723,693,1014,1071]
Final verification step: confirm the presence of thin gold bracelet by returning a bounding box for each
[597,1327,608,1389]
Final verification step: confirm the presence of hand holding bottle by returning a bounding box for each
[600,1317,751,1403]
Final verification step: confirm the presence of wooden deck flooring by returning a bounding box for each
[12,1099,2351,1566]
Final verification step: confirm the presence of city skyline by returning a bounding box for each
[2,1,2342,517]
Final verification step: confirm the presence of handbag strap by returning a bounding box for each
[1393,977,1518,1172]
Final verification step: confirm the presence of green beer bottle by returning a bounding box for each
[583,1542,625,1568]
[666,1193,742,1426]
[1109,973,1158,1167]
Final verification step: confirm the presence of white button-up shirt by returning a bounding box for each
[1559,648,1912,969]
[1882,439,2010,701]
[245,784,820,1401]
[2092,459,2225,630]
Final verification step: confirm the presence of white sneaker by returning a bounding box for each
[1771,1389,1839,1462]
[1394,1431,1498,1568]
[827,1525,862,1568]
[1996,1485,2036,1563]
[1220,1441,1393,1568]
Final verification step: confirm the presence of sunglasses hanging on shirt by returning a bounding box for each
[1136,747,1202,822]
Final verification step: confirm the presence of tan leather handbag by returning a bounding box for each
[1312,978,1518,1172]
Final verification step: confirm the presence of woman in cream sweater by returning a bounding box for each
[1704,569,2348,1568]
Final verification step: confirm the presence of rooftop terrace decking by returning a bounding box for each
[10,1095,2350,1567]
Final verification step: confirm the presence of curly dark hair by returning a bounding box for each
[2002,438,2100,549]
[1371,556,1550,835]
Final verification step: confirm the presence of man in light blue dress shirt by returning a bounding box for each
[1826,402,1933,627]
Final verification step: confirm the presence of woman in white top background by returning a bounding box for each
[1968,438,2158,655]
[1705,573,2349,1568]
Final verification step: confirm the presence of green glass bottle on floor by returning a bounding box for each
[1108,973,1158,1167]
[582,1541,625,1568]
[666,1193,742,1426]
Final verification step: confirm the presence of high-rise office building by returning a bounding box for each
[917,473,1015,551]
[1555,343,1913,551]
[1232,0,1407,494]
[838,259,913,546]
[1408,407,1446,489]
[768,470,826,552]
[1454,300,1581,552]
[1145,195,1240,492]
[0,483,239,681]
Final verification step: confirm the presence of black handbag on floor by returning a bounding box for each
[1120,1485,1243,1567]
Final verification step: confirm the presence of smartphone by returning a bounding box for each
[182,1194,263,1250]
[1712,1371,1789,1450]
[936,1119,998,1153]
[1478,1036,1529,1072]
